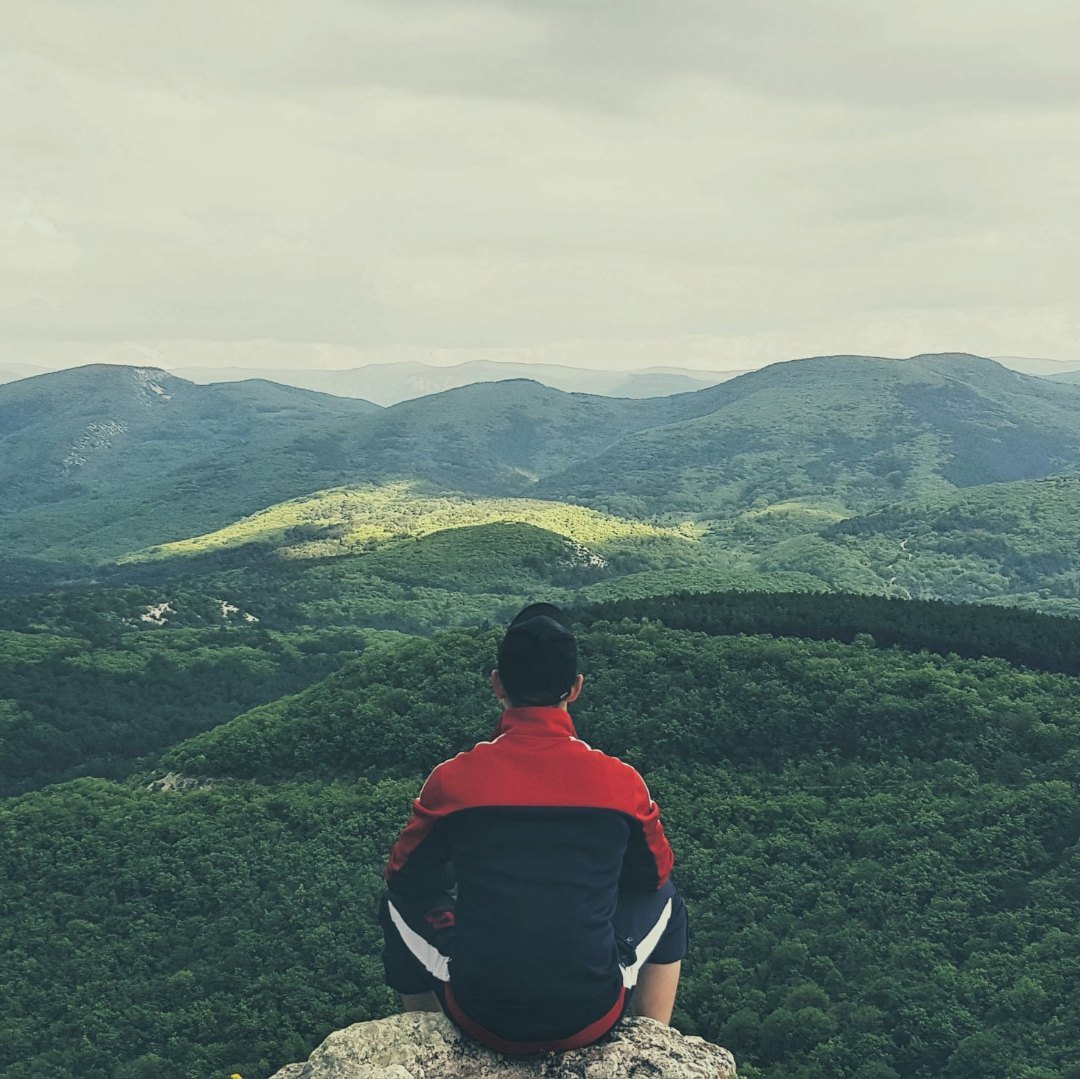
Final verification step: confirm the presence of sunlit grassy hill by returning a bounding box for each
[124,482,693,562]
[109,485,746,633]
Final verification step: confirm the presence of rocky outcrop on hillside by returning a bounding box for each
[267,1013,736,1078]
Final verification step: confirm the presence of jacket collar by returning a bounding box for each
[492,706,578,739]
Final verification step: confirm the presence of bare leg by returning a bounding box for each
[400,991,442,1013]
[629,961,681,1023]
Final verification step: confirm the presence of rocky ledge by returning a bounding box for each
[268,1013,736,1078]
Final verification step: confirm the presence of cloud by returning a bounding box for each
[3,0,1080,367]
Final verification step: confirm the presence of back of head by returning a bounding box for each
[497,603,578,707]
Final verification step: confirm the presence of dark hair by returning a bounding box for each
[497,603,578,706]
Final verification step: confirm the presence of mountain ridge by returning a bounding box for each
[0,366,380,561]
[7,354,1080,575]
[171,358,739,403]
[535,353,1080,515]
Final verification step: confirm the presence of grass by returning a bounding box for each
[122,482,694,563]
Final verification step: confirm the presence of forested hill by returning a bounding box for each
[158,598,1080,784]
[576,589,1080,676]
[751,472,1080,612]
[535,353,1080,515]
[3,593,1079,1077]
[77,609,1080,1076]
[0,366,378,560]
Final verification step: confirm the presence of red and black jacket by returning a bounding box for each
[385,705,674,1049]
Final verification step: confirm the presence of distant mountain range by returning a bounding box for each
[989,355,1080,377]
[7,352,1080,614]
[0,363,50,383]
[6,353,1079,403]
[0,359,738,403]
[171,360,741,403]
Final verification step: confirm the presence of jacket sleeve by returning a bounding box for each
[385,765,454,896]
[619,769,675,891]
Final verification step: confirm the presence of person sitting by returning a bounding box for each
[379,602,687,1053]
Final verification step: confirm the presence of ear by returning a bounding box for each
[492,668,508,704]
[565,673,584,704]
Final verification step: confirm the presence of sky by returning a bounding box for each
[3,0,1080,374]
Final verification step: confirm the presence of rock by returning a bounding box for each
[146,771,200,792]
[266,1014,736,1078]
[146,771,233,792]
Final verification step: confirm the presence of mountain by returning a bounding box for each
[752,471,1080,613]
[10,353,1080,583]
[324,378,712,496]
[536,353,1080,517]
[992,355,1080,377]
[171,360,739,403]
[0,369,704,568]
[0,366,380,562]
[159,354,1080,526]
[1047,370,1080,384]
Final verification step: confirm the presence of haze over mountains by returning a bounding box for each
[0,359,737,403]
[4,352,1080,405]
[172,360,740,403]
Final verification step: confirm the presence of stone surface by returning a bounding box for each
[266,1014,736,1078]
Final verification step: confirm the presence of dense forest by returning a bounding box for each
[3,604,1079,1078]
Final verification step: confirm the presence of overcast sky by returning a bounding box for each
[3,0,1080,373]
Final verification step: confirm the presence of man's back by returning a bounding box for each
[386,706,673,1043]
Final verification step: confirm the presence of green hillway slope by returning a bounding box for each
[120,482,696,563]
[535,354,1080,518]
[752,472,1080,615]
